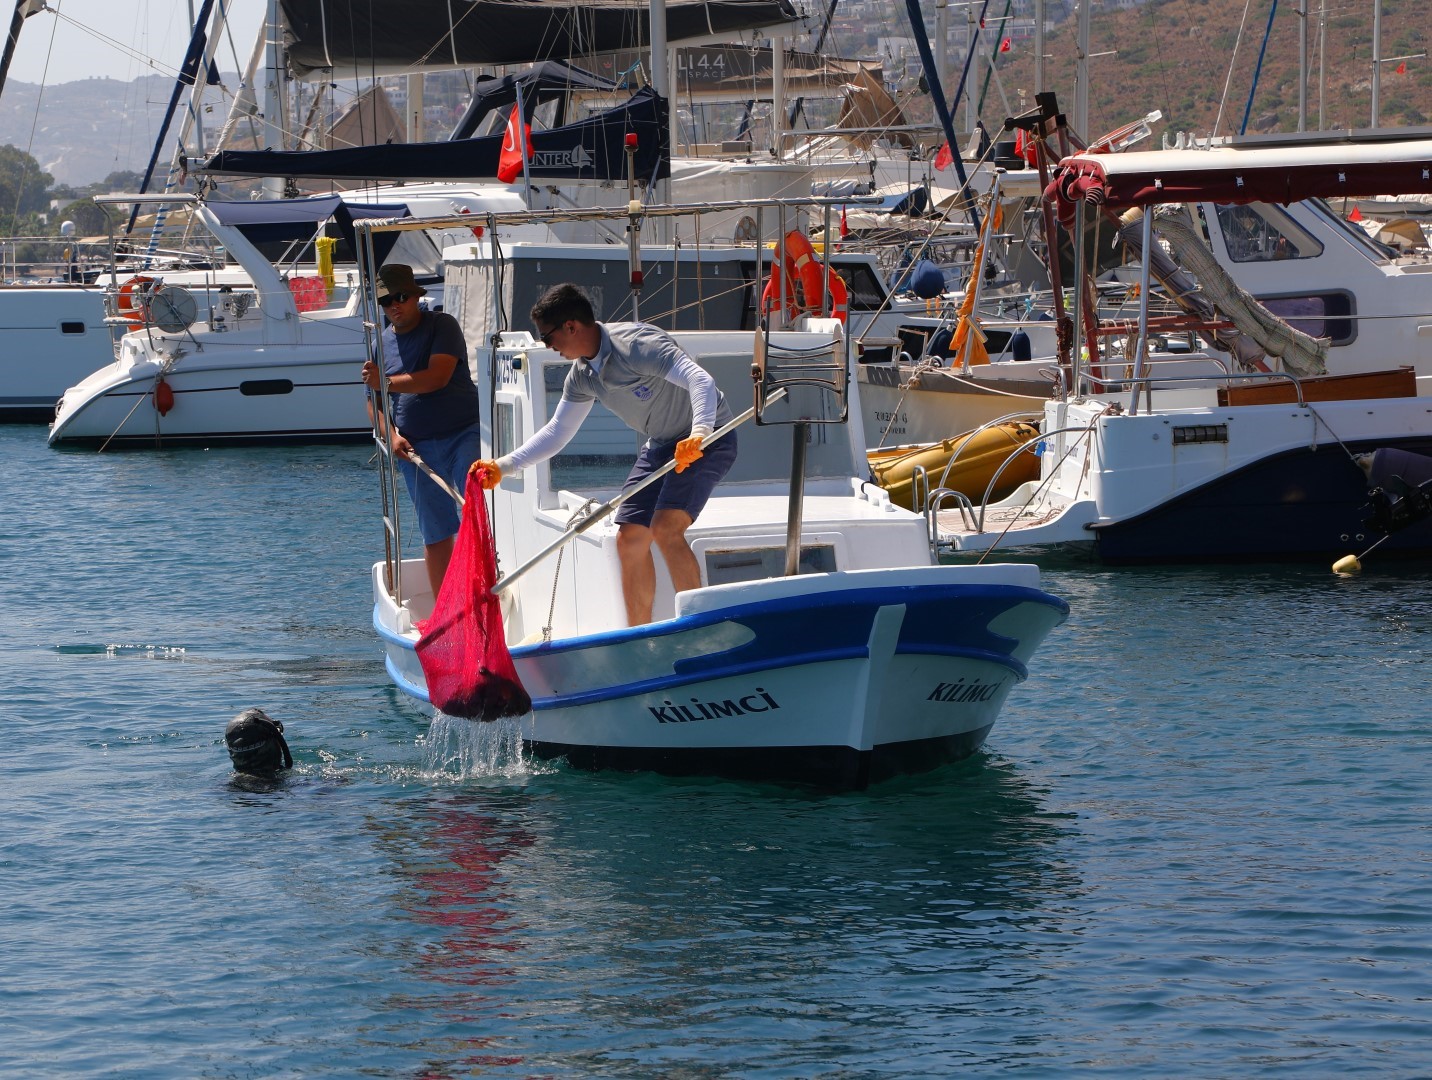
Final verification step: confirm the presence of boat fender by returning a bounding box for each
[225,707,292,776]
[1010,328,1032,362]
[116,275,157,323]
[153,376,175,416]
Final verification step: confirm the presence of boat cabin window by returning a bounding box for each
[704,544,838,586]
[1256,290,1356,346]
[1214,203,1323,262]
[1306,197,1404,261]
[493,397,520,459]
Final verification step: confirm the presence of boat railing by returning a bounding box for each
[1095,368,1311,413]
[926,486,976,556]
[923,413,1046,530]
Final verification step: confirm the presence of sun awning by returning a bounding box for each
[279,0,803,79]
[1049,130,1432,211]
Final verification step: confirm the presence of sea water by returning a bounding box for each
[3,426,1431,1077]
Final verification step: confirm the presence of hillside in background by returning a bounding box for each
[965,0,1428,141]
[0,75,218,188]
[1074,0,1426,138]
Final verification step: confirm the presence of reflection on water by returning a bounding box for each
[364,758,1079,1073]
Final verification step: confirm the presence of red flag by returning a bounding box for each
[934,140,953,172]
[1015,129,1038,167]
[1396,61,1407,75]
[1000,37,1012,53]
[497,104,532,184]
[840,205,849,239]
[1348,206,1363,222]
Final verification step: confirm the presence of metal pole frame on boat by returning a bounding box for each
[491,390,786,595]
[1127,209,1154,415]
[354,225,406,603]
[1069,198,1086,396]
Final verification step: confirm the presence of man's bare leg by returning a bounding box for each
[651,509,700,594]
[424,536,455,601]
[617,523,657,626]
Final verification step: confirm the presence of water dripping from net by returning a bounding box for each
[418,712,534,781]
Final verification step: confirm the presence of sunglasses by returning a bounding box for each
[378,292,409,309]
[540,322,566,348]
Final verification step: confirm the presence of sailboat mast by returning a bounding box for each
[1297,0,1307,131]
[1371,1,1381,128]
[262,0,287,199]
[1074,0,1091,137]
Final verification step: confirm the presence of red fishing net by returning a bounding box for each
[416,472,532,721]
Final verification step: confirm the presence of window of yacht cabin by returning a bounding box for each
[1256,290,1356,347]
[1305,197,1407,262]
[1212,202,1323,262]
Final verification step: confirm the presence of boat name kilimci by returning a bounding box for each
[650,689,780,724]
[927,678,1007,703]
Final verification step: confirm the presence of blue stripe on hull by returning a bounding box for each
[1093,437,1432,563]
[525,723,995,791]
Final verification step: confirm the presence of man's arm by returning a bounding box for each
[363,352,459,396]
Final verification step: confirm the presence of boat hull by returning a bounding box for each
[1090,436,1432,563]
[48,354,371,447]
[374,565,1068,789]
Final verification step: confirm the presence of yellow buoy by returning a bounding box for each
[1332,554,1362,574]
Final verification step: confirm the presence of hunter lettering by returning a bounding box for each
[649,687,780,723]
[927,677,1006,703]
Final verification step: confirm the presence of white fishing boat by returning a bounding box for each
[934,128,1432,564]
[368,225,1067,787]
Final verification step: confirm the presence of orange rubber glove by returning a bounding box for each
[674,436,704,474]
[470,459,502,489]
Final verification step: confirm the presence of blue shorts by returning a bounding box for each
[398,424,483,545]
[614,431,738,528]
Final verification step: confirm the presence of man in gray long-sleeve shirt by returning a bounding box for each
[473,283,737,626]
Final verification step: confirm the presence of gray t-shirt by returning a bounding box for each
[562,322,731,443]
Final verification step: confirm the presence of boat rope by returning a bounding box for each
[930,369,1054,399]
[1305,404,1362,461]
[96,354,180,454]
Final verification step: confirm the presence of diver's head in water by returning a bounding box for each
[225,708,293,776]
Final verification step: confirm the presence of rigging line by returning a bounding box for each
[42,9,190,80]
[12,0,61,228]
[1213,0,1256,137]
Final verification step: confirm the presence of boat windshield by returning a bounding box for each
[1303,198,1404,262]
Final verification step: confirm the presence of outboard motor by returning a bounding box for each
[225,708,293,776]
[1360,448,1432,535]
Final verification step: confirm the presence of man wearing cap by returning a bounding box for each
[361,263,480,598]
[472,282,736,627]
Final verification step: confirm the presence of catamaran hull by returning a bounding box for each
[374,570,1068,789]
[48,359,371,447]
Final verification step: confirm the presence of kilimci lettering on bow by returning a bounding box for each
[927,678,1007,703]
[649,688,780,723]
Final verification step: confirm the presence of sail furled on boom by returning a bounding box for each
[198,86,670,182]
[279,0,804,79]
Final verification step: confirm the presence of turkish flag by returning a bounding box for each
[1000,37,1012,52]
[934,140,953,171]
[497,104,532,184]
